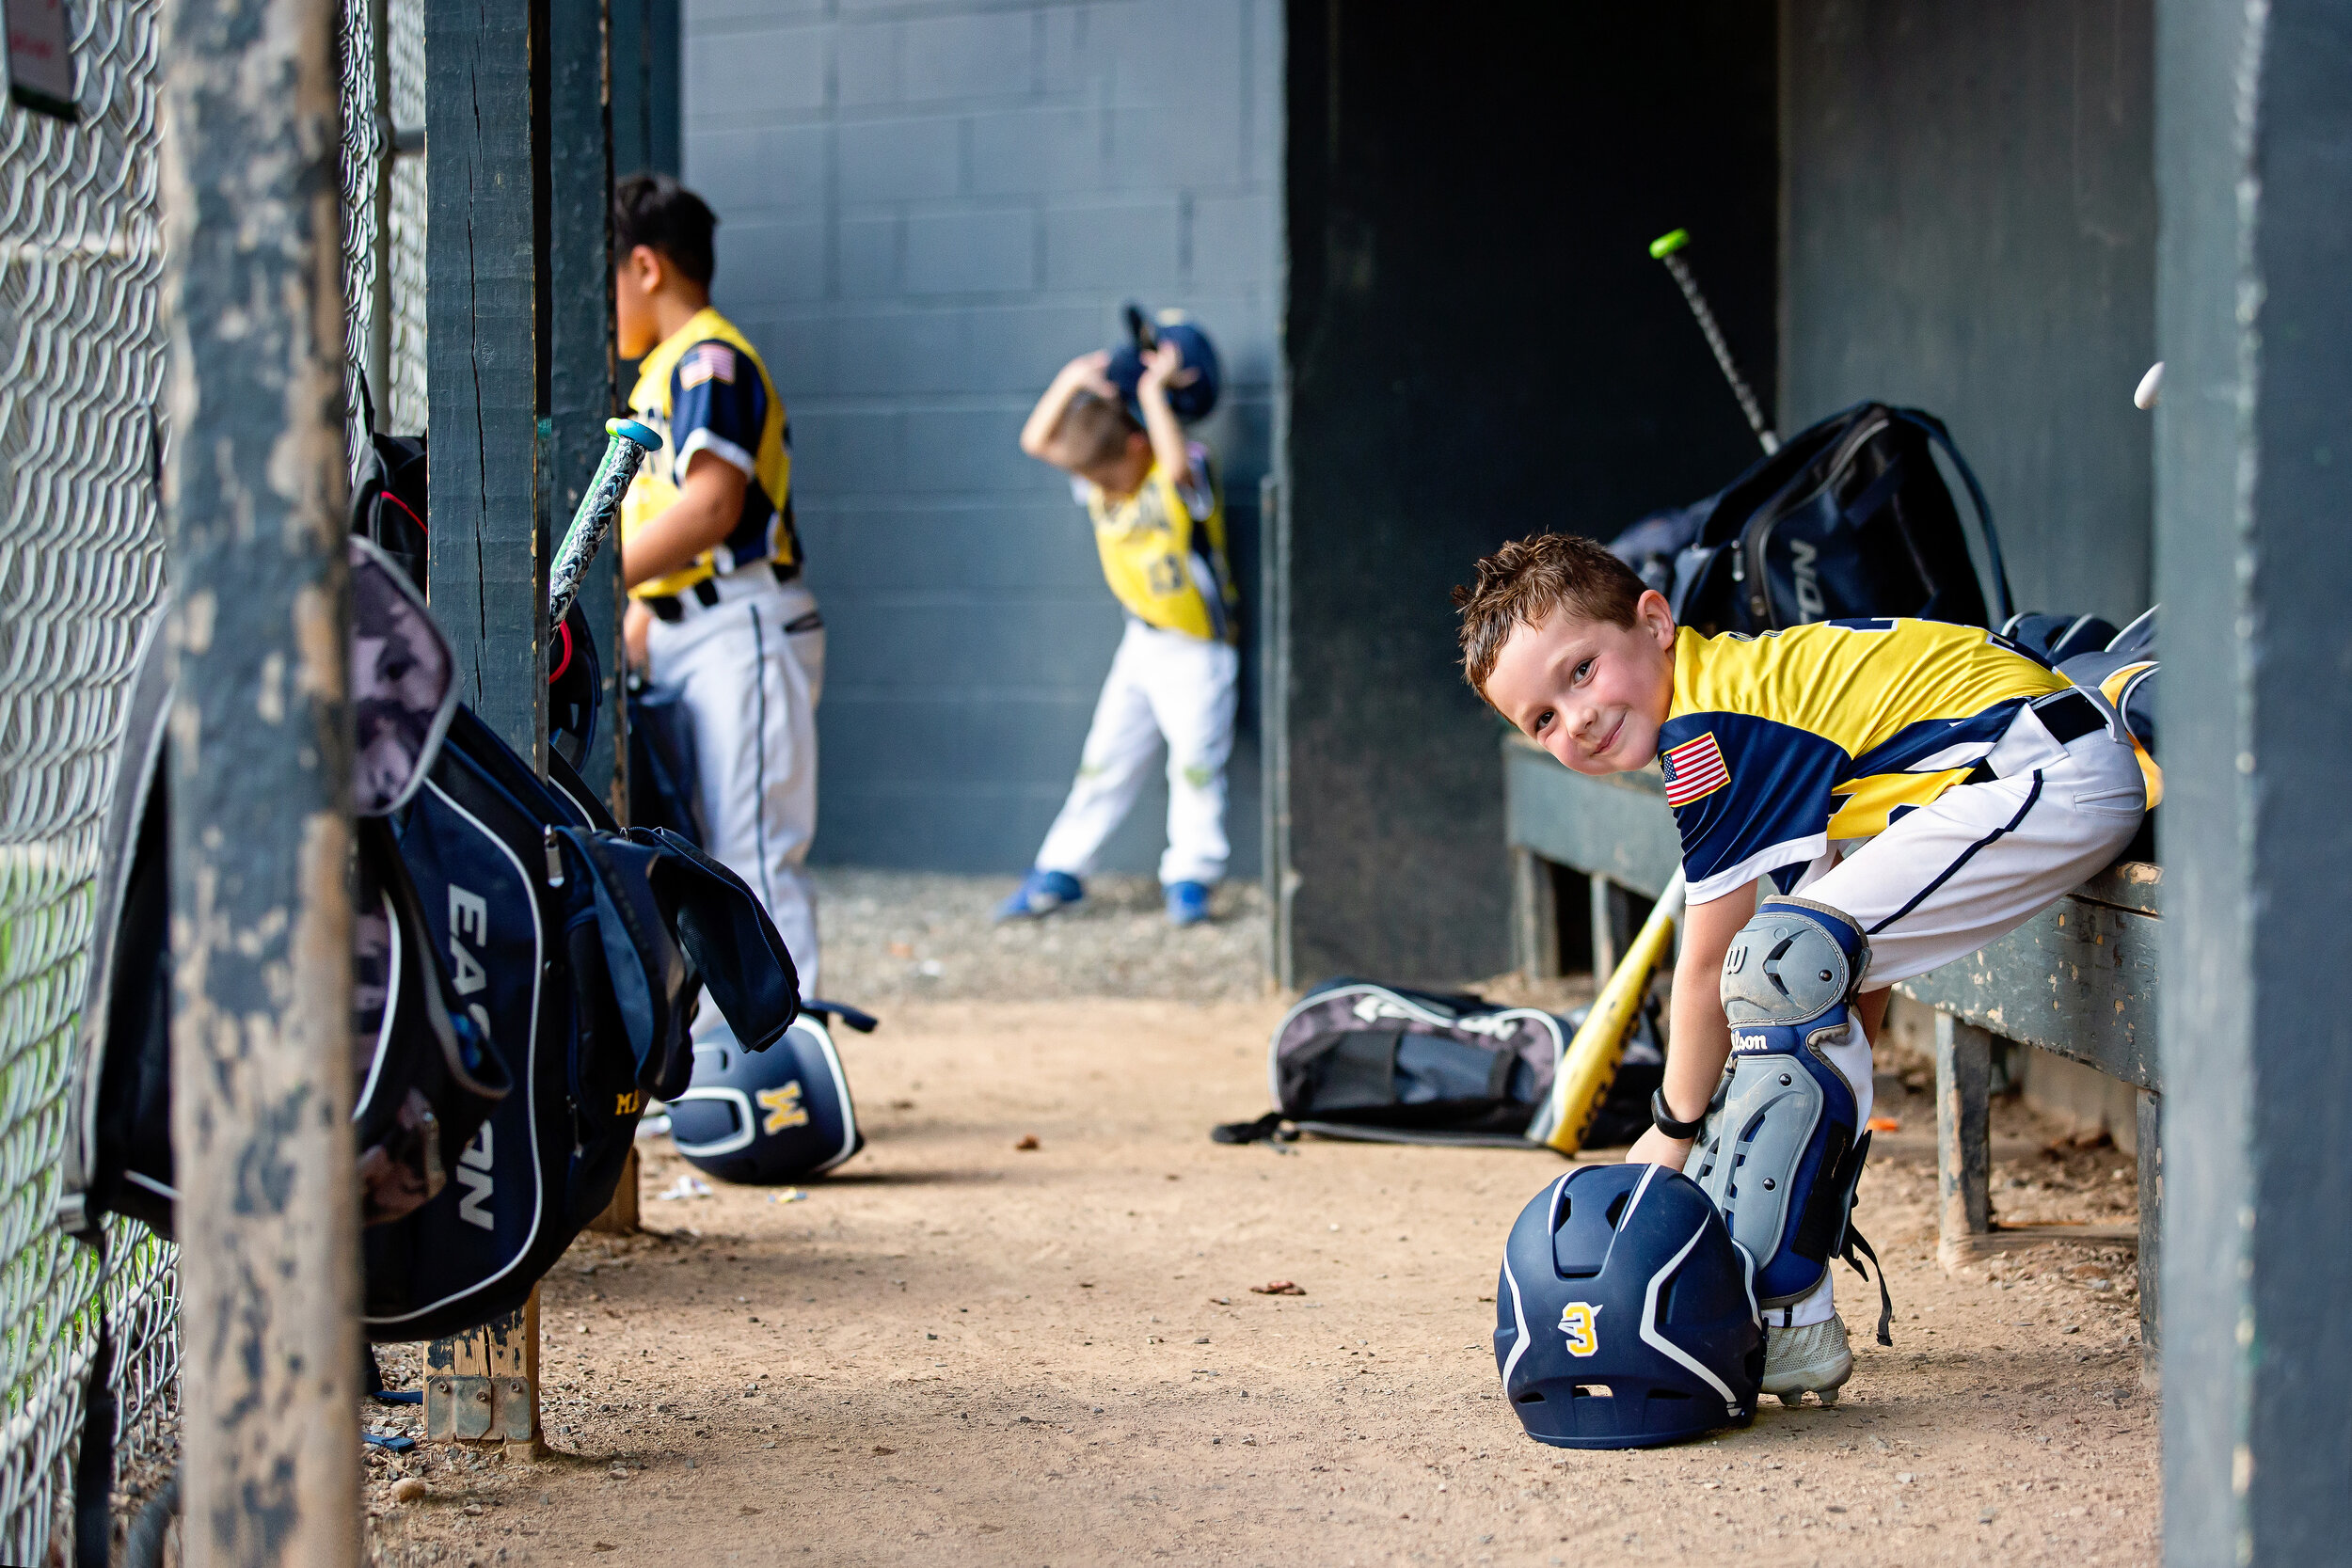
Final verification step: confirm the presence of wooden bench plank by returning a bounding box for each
[1894,892,2159,1092]
[1502,737,1680,899]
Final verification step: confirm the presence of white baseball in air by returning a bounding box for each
[2133,361,2164,410]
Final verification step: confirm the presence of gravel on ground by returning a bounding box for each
[809,868,1272,1004]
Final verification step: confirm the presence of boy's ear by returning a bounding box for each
[620,243,665,293]
[1637,588,1677,646]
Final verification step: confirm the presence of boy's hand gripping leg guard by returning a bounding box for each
[1690,896,1872,1313]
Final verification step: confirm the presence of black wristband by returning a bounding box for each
[1650,1088,1707,1141]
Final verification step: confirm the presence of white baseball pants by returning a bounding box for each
[1034,618,1239,888]
[1768,700,2148,1327]
[644,578,825,1003]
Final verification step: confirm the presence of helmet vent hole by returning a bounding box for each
[1514,1390,1545,1404]
[1570,1384,1614,1399]
[1603,1192,1630,1229]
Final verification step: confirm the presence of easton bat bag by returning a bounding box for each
[59,547,508,1243]
[59,553,803,1342]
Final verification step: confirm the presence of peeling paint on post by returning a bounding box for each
[157,0,358,1550]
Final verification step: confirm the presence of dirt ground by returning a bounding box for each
[360,994,2156,1568]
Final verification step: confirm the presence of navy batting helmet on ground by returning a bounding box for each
[1494,1163,1763,1449]
[666,1008,865,1184]
[1105,304,1221,425]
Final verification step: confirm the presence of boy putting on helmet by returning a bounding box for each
[1459,534,2146,1405]
[996,311,1241,928]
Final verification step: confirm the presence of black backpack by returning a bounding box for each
[1214,981,1669,1150]
[1229,980,1563,1147]
[1613,402,2014,635]
[352,375,429,590]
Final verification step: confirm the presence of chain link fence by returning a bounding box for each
[0,0,424,1545]
[0,0,180,1548]
[342,0,427,448]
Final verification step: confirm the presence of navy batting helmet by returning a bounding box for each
[1105,304,1221,425]
[1494,1163,1762,1449]
[666,1006,867,1184]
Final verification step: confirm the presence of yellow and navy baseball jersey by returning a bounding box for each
[623,307,799,600]
[1080,443,1238,642]
[1661,619,2073,902]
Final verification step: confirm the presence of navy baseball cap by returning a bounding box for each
[1105,303,1221,425]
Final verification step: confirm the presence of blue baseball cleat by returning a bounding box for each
[995,868,1084,922]
[1164,880,1211,927]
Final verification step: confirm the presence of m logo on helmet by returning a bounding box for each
[1557,1302,1602,1357]
[757,1082,809,1133]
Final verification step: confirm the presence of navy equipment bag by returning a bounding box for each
[58,555,802,1342]
[60,546,510,1243]
[1613,402,2013,636]
[362,705,798,1339]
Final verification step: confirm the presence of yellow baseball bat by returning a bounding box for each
[1528,870,1686,1156]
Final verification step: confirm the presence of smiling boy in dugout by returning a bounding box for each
[1455,533,2145,1402]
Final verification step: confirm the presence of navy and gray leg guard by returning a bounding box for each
[1691,897,1878,1323]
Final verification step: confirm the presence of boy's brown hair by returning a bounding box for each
[1055,389,1142,472]
[1453,532,1649,692]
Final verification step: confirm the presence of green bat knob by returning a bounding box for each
[1648,228,1692,260]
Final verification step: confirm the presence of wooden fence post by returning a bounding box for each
[421,0,546,1459]
[158,0,359,1547]
[421,0,618,1448]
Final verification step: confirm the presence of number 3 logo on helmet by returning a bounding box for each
[1557,1302,1602,1357]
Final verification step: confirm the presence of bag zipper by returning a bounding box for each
[1741,411,1891,628]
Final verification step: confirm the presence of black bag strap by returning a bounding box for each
[1893,410,2012,626]
[1210,1112,1294,1145]
[72,1231,112,1568]
[1841,1225,1896,1348]
[801,999,879,1034]
[355,364,379,436]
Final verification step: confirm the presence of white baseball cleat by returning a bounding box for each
[1762,1313,1853,1405]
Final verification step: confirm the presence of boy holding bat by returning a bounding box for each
[1455,533,2146,1402]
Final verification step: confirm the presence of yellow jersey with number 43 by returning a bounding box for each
[1082,443,1238,643]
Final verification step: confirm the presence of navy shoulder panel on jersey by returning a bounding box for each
[667,339,768,471]
[1660,710,1848,897]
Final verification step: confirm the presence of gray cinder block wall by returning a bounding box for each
[680,0,1279,876]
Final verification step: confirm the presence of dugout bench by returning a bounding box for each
[1502,732,2161,1377]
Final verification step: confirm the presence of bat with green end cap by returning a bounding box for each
[548,417,663,626]
[1649,228,1778,455]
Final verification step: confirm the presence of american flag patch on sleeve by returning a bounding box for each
[1661,732,1729,808]
[679,342,737,388]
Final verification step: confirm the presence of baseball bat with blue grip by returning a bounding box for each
[547,417,663,626]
